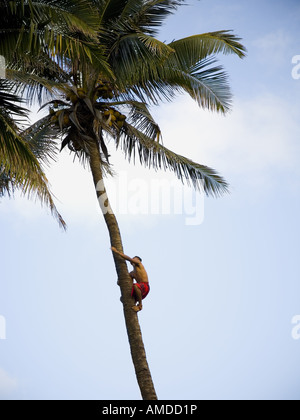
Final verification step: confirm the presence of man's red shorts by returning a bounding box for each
[131,282,150,300]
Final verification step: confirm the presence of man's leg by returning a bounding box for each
[132,284,143,312]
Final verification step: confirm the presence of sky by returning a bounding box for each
[1,0,300,400]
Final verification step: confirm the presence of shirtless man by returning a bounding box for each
[111,247,150,312]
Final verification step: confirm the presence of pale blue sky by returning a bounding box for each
[1,0,300,400]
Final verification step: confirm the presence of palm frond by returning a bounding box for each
[0,166,13,197]
[22,116,59,166]
[0,80,28,117]
[125,101,161,140]
[108,32,173,85]
[126,0,185,36]
[116,123,229,197]
[6,68,67,106]
[99,0,131,22]
[168,31,247,66]
[0,0,101,64]
[167,58,232,113]
[118,58,232,112]
[0,107,65,229]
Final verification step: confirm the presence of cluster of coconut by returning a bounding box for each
[48,89,85,127]
[49,85,127,130]
[94,82,114,100]
[103,108,126,128]
[66,88,86,103]
[49,107,71,128]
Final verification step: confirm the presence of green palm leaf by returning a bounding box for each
[126,0,185,36]
[0,81,65,228]
[0,0,100,62]
[116,123,229,197]
[22,116,59,165]
[0,113,66,229]
[167,58,232,112]
[168,31,246,66]
[0,82,28,117]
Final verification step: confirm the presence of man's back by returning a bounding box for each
[132,260,148,283]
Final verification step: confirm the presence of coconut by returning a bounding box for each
[70,93,78,104]
[96,89,103,97]
[72,140,82,151]
[77,88,86,99]
[63,115,70,126]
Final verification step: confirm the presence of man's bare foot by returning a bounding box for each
[132,305,142,312]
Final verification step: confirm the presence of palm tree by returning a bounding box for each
[0,0,101,65]
[0,79,67,227]
[0,0,108,227]
[19,0,246,399]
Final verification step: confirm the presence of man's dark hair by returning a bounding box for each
[134,256,142,262]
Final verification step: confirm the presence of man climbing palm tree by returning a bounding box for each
[111,247,150,312]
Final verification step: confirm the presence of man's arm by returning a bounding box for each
[111,247,138,265]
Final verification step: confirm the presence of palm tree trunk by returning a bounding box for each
[88,140,157,400]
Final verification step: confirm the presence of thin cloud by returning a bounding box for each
[152,93,300,190]
[0,367,18,398]
[252,30,292,65]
